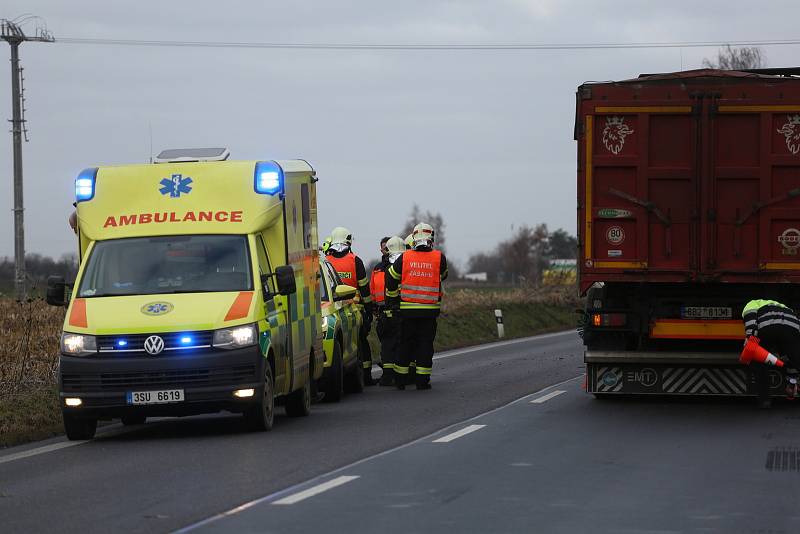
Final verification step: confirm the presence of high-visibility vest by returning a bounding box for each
[327,252,358,288]
[370,269,386,305]
[400,250,442,309]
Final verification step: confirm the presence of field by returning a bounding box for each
[0,286,580,447]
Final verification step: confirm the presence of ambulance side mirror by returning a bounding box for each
[45,275,67,307]
[333,285,357,302]
[275,265,296,296]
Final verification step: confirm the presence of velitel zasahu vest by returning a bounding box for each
[370,269,386,305]
[327,252,358,288]
[400,250,442,309]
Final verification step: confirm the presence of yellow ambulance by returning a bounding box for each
[46,148,324,440]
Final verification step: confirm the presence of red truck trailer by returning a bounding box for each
[576,68,800,396]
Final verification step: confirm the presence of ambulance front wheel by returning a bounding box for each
[324,341,344,403]
[63,412,97,441]
[244,364,275,431]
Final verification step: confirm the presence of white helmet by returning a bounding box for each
[330,227,352,246]
[386,236,405,254]
[412,222,434,248]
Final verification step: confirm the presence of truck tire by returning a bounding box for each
[63,413,97,441]
[345,352,365,394]
[324,341,344,403]
[244,364,275,431]
[121,415,146,426]
[285,375,312,417]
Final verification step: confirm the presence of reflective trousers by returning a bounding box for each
[360,313,372,369]
[754,324,800,404]
[376,311,401,370]
[395,317,437,384]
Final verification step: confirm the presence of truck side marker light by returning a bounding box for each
[69,299,88,328]
[224,292,254,322]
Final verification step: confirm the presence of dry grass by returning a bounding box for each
[443,285,581,312]
[0,298,64,397]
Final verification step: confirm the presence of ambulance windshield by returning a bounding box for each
[77,235,252,297]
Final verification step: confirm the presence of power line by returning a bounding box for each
[54,37,800,51]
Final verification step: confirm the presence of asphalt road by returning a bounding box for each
[187,374,800,534]
[0,330,583,533]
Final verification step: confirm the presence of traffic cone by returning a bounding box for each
[740,336,784,367]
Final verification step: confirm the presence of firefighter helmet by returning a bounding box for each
[321,236,332,253]
[330,227,352,246]
[412,222,435,248]
[386,236,405,254]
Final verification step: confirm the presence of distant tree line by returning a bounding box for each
[466,224,577,285]
[0,254,79,296]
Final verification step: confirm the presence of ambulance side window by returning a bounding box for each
[255,235,275,297]
[301,184,312,250]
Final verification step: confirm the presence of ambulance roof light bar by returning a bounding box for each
[154,148,230,164]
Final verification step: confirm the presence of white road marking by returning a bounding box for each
[432,424,487,443]
[174,377,583,532]
[530,390,566,404]
[271,476,360,505]
[433,330,575,361]
[0,441,84,465]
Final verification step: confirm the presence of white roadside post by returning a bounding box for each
[495,309,504,338]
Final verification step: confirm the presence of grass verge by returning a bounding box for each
[0,387,63,448]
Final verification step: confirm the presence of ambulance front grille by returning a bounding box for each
[62,364,257,392]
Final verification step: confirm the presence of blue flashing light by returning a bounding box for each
[117,340,128,347]
[180,336,193,345]
[75,168,98,202]
[254,161,284,195]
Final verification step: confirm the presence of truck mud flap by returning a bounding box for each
[587,363,787,396]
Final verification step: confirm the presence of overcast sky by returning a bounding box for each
[2,0,799,268]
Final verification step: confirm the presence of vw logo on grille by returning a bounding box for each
[144,335,165,355]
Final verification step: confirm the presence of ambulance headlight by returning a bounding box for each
[254,161,284,195]
[213,324,257,349]
[75,168,98,202]
[61,333,97,356]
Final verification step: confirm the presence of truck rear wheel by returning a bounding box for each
[63,413,97,441]
[324,341,344,403]
[285,375,312,417]
[244,364,274,431]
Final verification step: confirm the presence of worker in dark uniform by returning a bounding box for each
[386,223,448,390]
[742,299,800,408]
[326,226,376,386]
[373,236,405,386]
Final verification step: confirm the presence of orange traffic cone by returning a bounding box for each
[740,336,785,367]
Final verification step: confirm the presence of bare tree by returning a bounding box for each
[702,45,766,70]
[402,204,447,253]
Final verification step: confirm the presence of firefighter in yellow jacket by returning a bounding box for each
[326,226,376,385]
[386,223,448,390]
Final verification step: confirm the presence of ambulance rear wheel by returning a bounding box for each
[285,374,312,417]
[63,413,97,441]
[244,364,274,431]
[324,342,344,403]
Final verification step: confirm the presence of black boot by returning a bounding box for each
[416,378,432,390]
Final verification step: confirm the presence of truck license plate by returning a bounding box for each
[681,306,732,319]
[126,389,184,405]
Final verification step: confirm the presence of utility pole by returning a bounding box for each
[1,18,53,301]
